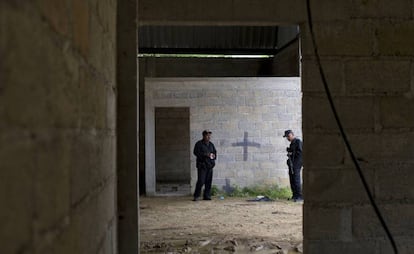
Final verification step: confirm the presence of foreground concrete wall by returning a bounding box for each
[145,78,301,195]
[1,1,117,253]
[301,1,414,253]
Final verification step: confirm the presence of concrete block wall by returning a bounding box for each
[1,1,117,254]
[145,78,301,194]
[139,55,301,193]
[272,39,300,77]
[301,1,414,252]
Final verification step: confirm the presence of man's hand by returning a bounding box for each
[209,153,215,159]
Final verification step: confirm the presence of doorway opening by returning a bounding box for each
[155,107,191,195]
[139,25,301,195]
[139,24,303,253]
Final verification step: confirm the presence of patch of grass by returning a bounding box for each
[227,185,250,197]
[211,184,292,200]
[210,185,221,196]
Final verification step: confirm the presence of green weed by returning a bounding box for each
[211,184,292,199]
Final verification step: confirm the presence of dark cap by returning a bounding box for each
[202,129,212,136]
[283,130,293,137]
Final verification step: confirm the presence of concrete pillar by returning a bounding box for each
[116,0,139,253]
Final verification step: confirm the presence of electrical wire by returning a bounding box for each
[305,1,398,253]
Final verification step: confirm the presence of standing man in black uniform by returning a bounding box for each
[193,130,217,201]
[284,130,303,202]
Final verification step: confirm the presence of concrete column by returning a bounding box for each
[116,0,139,253]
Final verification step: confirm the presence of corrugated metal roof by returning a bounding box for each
[139,25,298,54]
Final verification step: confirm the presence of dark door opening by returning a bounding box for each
[155,107,191,195]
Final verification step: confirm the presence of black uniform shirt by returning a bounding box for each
[288,138,303,169]
[193,140,217,169]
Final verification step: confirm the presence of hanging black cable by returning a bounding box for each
[305,1,398,253]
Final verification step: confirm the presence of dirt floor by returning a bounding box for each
[140,196,303,254]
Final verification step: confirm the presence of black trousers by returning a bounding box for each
[193,167,213,199]
[289,167,302,199]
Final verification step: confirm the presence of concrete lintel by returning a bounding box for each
[139,0,306,26]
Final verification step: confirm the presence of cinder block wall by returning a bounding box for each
[1,1,117,253]
[138,55,301,193]
[301,1,414,252]
[146,78,301,194]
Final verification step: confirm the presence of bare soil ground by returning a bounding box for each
[140,196,303,254]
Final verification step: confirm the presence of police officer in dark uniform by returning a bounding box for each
[193,130,217,201]
[284,130,303,202]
